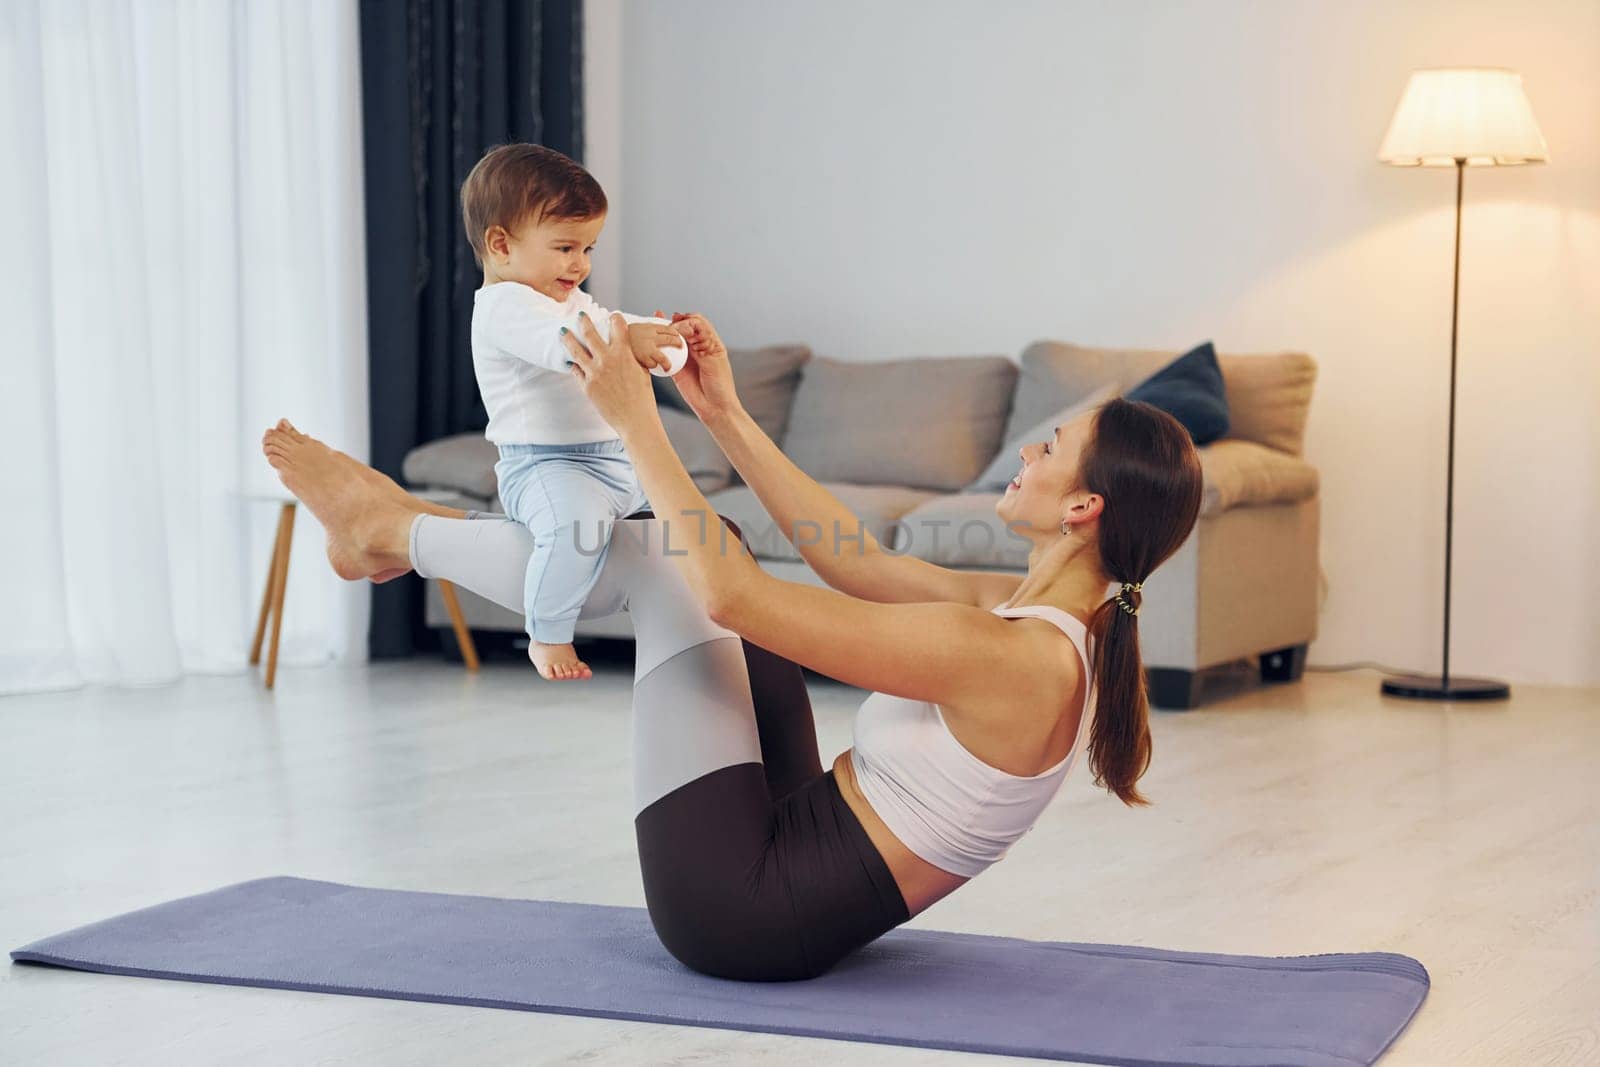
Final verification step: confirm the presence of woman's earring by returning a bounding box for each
[1060,522,1072,537]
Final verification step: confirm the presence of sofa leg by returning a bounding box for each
[1147,668,1204,711]
[1259,644,1308,684]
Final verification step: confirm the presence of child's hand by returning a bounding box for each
[656,310,716,357]
[626,322,683,372]
[651,310,740,425]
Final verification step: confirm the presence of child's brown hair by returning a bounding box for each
[460,143,607,266]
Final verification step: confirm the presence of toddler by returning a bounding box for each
[461,143,689,681]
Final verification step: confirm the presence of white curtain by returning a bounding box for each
[0,0,370,694]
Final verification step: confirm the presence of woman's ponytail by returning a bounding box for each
[1085,584,1154,806]
[1077,400,1203,807]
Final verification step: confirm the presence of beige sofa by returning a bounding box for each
[404,340,1321,709]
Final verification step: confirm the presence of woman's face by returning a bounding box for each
[996,413,1102,536]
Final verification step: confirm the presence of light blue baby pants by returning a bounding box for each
[494,439,653,645]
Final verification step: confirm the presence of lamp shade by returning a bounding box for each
[1378,68,1549,166]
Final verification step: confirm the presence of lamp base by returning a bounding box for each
[1380,673,1510,701]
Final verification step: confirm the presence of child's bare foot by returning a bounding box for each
[261,421,415,581]
[528,641,592,681]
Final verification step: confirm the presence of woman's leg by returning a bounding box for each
[410,508,825,803]
[737,642,824,801]
[627,512,824,801]
[262,416,822,798]
[412,511,762,812]
[264,423,896,978]
[412,508,905,981]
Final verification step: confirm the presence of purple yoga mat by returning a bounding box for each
[11,876,1428,1066]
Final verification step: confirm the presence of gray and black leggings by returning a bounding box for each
[409,509,910,981]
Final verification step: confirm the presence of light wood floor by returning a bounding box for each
[2,652,1596,1066]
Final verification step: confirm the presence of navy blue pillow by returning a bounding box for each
[1123,341,1230,445]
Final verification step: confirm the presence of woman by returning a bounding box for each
[262,311,1202,982]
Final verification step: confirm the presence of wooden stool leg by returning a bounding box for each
[249,515,285,667]
[264,502,295,689]
[437,580,480,672]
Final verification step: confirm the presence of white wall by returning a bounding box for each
[595,0,1600,687]
[582,0,624,309]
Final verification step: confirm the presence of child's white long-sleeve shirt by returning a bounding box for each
[471,281,679,445]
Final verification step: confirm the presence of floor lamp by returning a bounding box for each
[1376,68,1548,701]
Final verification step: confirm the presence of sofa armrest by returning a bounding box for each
[1198,439,1318,517]
[402,432,500,499]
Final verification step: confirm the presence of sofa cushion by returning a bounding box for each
[1124,341,1230,445]
[704,482,940,564]
[401,432,500,499]
[659,407,735,493]
[1012,341,1316,454]
[782,355,1018,491]
[1198,439,1319,517]
[968,382,1121,493]
[653,343,812,448]
[896,493,1031,569]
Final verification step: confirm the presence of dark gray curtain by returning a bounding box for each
[359,0,584,658]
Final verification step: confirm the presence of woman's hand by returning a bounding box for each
[560,312,661,437]
[654,309,742,427]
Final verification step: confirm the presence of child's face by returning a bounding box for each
[489,212,605,302]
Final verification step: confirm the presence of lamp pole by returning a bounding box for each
[1380,158,1509,702]
[1443,157,1462,687]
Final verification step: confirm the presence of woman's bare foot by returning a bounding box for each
[269,421,461,515]
[265,420,467,583]
[529,640,593,681]
[262,421,418,581]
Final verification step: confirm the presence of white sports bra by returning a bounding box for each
[848,603,1097,879]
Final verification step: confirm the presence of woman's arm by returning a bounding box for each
[621,411,1057,709]
[704,406,1022,609]
[666,312,1018,608]
[561,312,766,616]
[562,314,1047,710]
